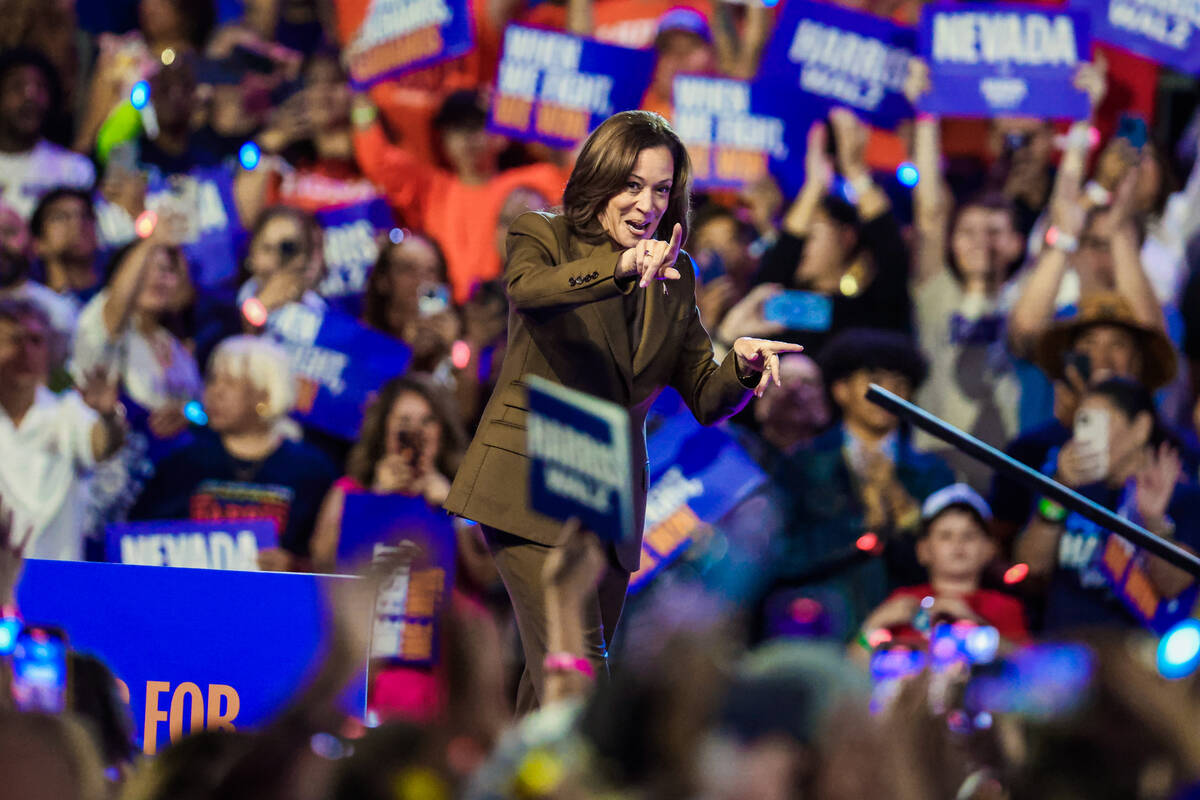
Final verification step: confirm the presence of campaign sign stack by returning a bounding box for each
[672,75,789,190]
[1072,0,1200,75]
[337,493,456,665]
[630,400,767,593]
[315,197,396,317]
[918,3,1091,119]
[489,25,656,148]
[336,0,476,88]
[526,375,635,543]
[17,559,368,754]
[265,303,412,440]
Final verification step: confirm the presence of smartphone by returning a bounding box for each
[395,429,422,464]
[1073,406,1110,484]
[417,283,451,317]
[1116,113,1149,152]
[193,56,243,86]
[1064,351,1092,384]
[230,44,279,75]
[1003,131,1032,156]
[0,612,19,656]
[11,626,69,714]
[763,291,833,331]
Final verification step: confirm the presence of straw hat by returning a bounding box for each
[1033,292,1177,390]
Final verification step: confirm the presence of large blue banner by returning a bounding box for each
[16,559,367,754]
[1072,0,1200,76]
[758,0,917,130]
[338,493,456,664]
[672,75,791,190]
[488,25,656,148]
[630,401,767,592]
[105,519,278,570]
[918,3,1091,119]
[315,197,394,316]
[526,375,634,542]
[266,304,411,440]
[337,0,476,89]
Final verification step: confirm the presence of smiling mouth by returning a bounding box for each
[625,219,650,235]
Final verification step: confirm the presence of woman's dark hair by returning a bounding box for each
[562,110,692,246]
[345,374,466,486]
[362,232,449,334]
[1086,376,1170,448]
[817,193,865,262]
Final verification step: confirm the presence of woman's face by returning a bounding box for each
[382,237,442,314]
[136,246,188,314]
[204,367,267,435]
[694,215,752,280]
[599,145,675,250]
[304,56,350,130]
[795,208,851,285]
[384,390,442,463]
[950,205,992,280]
[248,215,310,282]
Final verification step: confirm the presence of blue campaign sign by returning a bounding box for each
[488,25,656,148]
[266,303,411,440]
[918,3,1091,119]
[338,493,456,664]
[526,375,634,542]
[630,403,767,593]
[16,559,367,755]
[757,0,917,130]
[672,75,790,190]
[315,197,394,315]
[337,0,476,88]
[1071,0,1200,76]
[105,519,278,570]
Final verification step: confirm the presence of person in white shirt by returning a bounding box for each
[0,50,94,221]
[0,298,124,560]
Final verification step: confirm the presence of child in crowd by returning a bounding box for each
[854,483,1029,659]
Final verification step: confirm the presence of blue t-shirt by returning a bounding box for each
[1043,480,1200,633]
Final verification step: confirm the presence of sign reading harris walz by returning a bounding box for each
[1072,0,1200,75]
[526,376,635,543]
[918,3,1091,119]
[488,25,656,148]
[758,0,916,129]
[672,75,789,190]
[337,0,476,88]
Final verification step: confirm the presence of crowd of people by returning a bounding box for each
[2,0,1200,797]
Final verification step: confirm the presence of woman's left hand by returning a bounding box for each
[732,337,806,398]
[1136,442,1182,530]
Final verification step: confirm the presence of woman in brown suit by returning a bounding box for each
[444,110,802,710]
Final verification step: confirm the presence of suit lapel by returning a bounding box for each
[573,237,634,398]
[633,279,667,377]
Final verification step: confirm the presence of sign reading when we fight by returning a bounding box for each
[758,0,917,130]
[526,375,634,542]
[335,0,475,88]
[106,520,278,571]
[489,25,656,148]
[672,76,788,189]
[918,3,1091,119]
[1072,0,1200,75]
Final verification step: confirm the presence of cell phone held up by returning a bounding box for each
[11,625,69,714]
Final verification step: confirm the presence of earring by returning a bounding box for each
[255,401,270,418]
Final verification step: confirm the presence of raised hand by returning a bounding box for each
[731,337,806,398]
[0,497,32,604]
[633,222,684,289]
[829,107,869,180]
[1136,442,1182,530]
[78,366,120,417]
[804,121,834,192]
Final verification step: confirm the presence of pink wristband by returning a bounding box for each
[543,652,596,680]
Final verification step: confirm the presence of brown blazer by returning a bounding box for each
[443,211,755,571]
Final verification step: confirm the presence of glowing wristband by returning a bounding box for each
[543,652,595,680]
[854,629,873,651]
[1037,497,1068,524]
[351,103,378,129]
[1045,226,1079,254]
[241,297,269,328]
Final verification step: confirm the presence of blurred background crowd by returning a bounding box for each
[2,0,1200,797]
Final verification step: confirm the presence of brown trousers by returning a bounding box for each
[481,525,630,714]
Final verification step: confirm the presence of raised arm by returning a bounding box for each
[100,210,188,336]
[350,94,436,218]
[904,59,950,288]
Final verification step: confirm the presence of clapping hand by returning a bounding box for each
[1135,442,1182,531]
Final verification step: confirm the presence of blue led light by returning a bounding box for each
[0,618,19,655]
[130,80,150,110]
[1158,618,1200,679]
[238,141,261,171]
[896,162,920,188]
[184,401,208,426]
[388,227,405,244]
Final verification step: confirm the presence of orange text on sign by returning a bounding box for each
[141,681,241,755]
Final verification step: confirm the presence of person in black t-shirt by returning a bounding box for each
[130,335,338,570]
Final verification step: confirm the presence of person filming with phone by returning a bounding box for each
[1015,377,1200,633]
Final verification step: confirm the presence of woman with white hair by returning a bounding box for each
[129,335,339,570]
